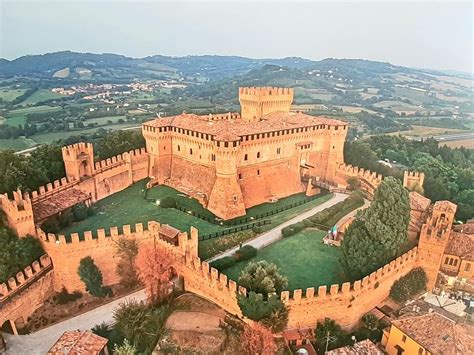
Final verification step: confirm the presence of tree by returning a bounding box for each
[113,299,169,353]
[115,238,139,288]
[315,318,347,352]
[113,339,137,355]
[237,292,288,332]
[240,323,277,354]
[347,176,361,191]
[390,267,427,302]
[340,177,410,279]
[78,256,106,297]
[0,227,44,283]
[136,245,174,304]
[361,314,379,331]
[238,261,288,295]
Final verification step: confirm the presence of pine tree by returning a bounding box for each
[340,177,410,279]
[78,256,106,297]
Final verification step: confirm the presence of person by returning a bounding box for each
[239,243,243,249]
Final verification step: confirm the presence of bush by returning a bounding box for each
[252,226,264,234]
[159,196,177,208]
[390,267,427,303]
[72,202,92,222]
[235,245,257,261]
[55,287,82,304]
[237,292,288,332]
[209,256,236,271]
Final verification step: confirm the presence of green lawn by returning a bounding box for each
[18,89,65,105]
[60,181,226,239]
[85,115,127,125]
[0,88,26,102]
[223,230,348,291]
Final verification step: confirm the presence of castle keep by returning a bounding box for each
[143,87,347,219]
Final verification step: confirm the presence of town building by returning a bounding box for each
[382,312,474,355]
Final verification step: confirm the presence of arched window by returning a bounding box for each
[177,145,180,151]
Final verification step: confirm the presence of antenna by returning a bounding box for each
[324,331,337,352]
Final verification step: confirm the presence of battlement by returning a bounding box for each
[206,112,241,121]
[336,164,383,191]
[239,87,294,97]
[29,177,79,202]
[403,170,425,191]
[0,190,35,237]
[0,255,52,300]
[94,147,147,172]
[280,247,418,302]
[61,142,94,157]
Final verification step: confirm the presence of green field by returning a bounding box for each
[0,88,26,102]
[85,115,127,125]
[223,230,348,290]
[5,105,62,127]
[18,89,65,105]
[0,137,37,151]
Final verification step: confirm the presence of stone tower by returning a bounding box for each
[417,200,457,290]
[239,87,294,122]
[61,142,95,181]
[403,171,425,192]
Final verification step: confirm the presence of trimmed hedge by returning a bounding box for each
[235,245,258,261]
[281,192,365,238]
[210,256,236,271]
[390,267,427,302]
[209,245,258,271]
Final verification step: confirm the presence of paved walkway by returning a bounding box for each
[3,289,146,355]
[207,193,348,262]
[334,198,370,228]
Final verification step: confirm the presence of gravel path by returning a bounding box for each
[3,289,146,355]
[207,193,348,262]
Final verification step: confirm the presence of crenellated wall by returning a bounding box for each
[403,171,425,192]
[0,255,54,333]
[334,164,383,197]
[0,144,149,236]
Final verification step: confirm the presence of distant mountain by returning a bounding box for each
[0,51,466,84]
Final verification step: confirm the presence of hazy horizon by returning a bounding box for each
[1,0,473,74]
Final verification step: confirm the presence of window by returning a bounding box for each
[402,335,407,343]
[418,347,424,355]
[238,173,242,180]
[244,154,248,161]
[257,170,260,176]
[277,147,281,154]
[177,145,180,151]
[395,345,405,355]
[453,259,458,267]
[257,152,261,159]
[465,263,471,272]
[445,256,450,264]
[189,148,193,155]
[211,154,216,161]
[449,258,454,266]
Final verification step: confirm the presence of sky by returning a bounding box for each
[1,0,473,73]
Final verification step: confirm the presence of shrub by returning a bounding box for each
[235,245,257,261]
[237,292,288,332]
[58,210,73,228]
[390,267,427,303]
[72,202,91,222]
[210,256,236,271]
[252,226,264,234]
[159,197,177,208]
[56,287,82,304]
[41,216,60,234]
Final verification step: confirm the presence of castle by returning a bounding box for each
[0,87,471,337]
[143,87,348,219]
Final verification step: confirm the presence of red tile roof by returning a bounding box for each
[48,331,108,355]
[143,111,346,141]
[445,232,474,261]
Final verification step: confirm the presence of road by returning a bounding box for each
[409,131,474,142]
[207,192,349,262]
[3,289,146,355]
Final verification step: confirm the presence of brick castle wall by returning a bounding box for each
[0,255,54,330]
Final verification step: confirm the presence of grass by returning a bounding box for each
[5,105,62,127]
[60,181,226,239]
[84,115,127,125]
[199,230,256,260]
[18,89,65,105]
[223,229,348,290]
[390,125,466,138]
[0,88,26,102]
[0,137,37,151]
